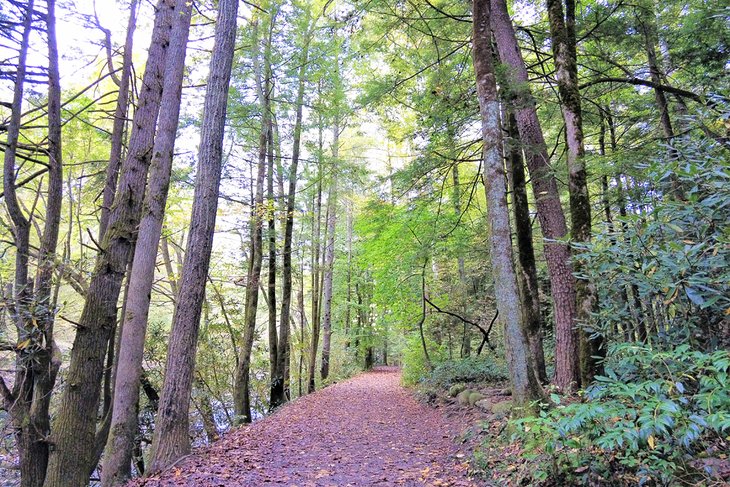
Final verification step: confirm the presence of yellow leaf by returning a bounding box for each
[17,338,31,350]
[648,435,656,450]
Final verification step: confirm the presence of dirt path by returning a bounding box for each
[136,367,478,486]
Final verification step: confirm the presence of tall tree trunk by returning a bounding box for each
[344,198,353,345]
[546,0,603,388]
[308,179,324,393]
[99,0,139,239]
[263,10,278,403]
[451,163,471,358]
[100,2,192,483]
[272,18,314,407]
[320,108,341,381]
[0,2,62,485]
[23,2,64,482]
[319,177,338,381]
[266,111,277,398]
[297,260,308,398]
[44,3,174,486]
[308,118,324,394]
[489,0,579,390]
[472,0,545,410]
[233,19,268,424]
[506,113,547,383]
[147,0,238,474]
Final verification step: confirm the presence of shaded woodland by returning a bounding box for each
[0,0,728,485]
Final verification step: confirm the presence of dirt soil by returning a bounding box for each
[133,367,481,486]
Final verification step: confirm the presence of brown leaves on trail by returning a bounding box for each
[132,368,478,486]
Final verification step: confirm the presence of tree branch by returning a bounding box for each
[0,376,14,410]
[579,77,703,102]
[424,296,496,354]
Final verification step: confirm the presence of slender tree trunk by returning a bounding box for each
[489,0,579,390]
[473,0,545,410]
[320,110,341,381]
[99,0,139,239]
[546,0,603,388]
[233,19,268,424]
[262,10,278,403]
[319,179,338,381]
[27,3,64,480]
[266,116,277,395]
[161,234,178,298]
[451,163,471,358]
[506,113,548,383]
[44,3,174,486]
[100,2,192,483]
[297,261,308,398]
[344,198,353,346]
[272,19,313,407]
[308,120,324,394]
[638,4,674,141]
[147,0,238,473]
[0,2,62,485]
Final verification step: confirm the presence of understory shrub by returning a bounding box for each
[512,343,730,485]
[423,355,508,390]
[580,136,730,348]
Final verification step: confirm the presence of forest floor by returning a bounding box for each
[133,367,482,486]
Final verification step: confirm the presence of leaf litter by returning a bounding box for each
[132,367,479,486]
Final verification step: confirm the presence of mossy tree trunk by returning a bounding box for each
[489,0,579,390]
[506,113,548,384]
[546,0,603,389]
[100,1,192,483]
[472,0,545,411]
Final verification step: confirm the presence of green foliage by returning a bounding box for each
[511,344,730,485]
[400,333,443,386]
[581,135,730,347]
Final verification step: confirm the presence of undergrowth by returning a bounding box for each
[477,344,730,486]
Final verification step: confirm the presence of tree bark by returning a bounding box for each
[489,0,579,390]
[44,2,175,486]
[308,116,324,394]
[451,163,471,358]
[506,113,547,383]
[100,1,192,483]
[1,1,62,485]
[546,0,603,388]
[146,0,238,474]
[637,4,674,141]
[266,105,277,396]
[473,0,545,410]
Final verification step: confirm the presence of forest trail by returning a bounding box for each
[135,368,477,486]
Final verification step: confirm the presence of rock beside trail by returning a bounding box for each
[491,400,513,416]
[456,389,473,405]
[448,383,467,397]
[474,399,491,412]
[467,392,484,406]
